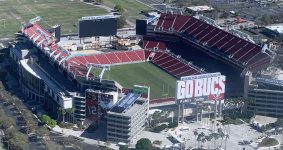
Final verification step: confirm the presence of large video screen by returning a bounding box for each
[85,91,99,121]
[136,19,147,35]
[79,18,117,38]
[85,90,116,120]
[176,73,226,102]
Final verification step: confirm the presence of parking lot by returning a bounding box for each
[134,116,282,150]
[169,118,283,150]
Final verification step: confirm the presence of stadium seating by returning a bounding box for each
[155,13,165,31]
[22,22,70,62]
[150,51,201,78]
[65,50,147,77]
[143,37,167,50]
[153,13,274,71]
[172,15,191,32]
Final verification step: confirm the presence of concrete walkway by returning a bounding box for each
[52,126,119,150]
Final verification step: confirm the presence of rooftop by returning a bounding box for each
[110,93,143,115]
[186,6,214,12]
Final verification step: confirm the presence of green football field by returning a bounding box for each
[93,62,176,100]
[0,0,107,38]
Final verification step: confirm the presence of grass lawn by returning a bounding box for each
[101,0,151,23]
[0,0,107,38]
[99,62,176,100]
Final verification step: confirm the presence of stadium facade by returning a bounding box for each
[244,69,283,118]
[9,11,281,135]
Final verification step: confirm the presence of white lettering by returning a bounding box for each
[194,79,203,97]
[177,81,185,99]
[185,80,194,98]
[177,74,226,100]
[219,76,226,94]
[211,77,218,95]
[202,78,211,96]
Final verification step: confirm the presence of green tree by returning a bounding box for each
[259,14,271,25]
[117,15,127,29]
[96,0,103,4]
[119,145,129,150]
[114,4,124,13]
[40,115,57,128]
[37,126,50,137]
[6,128,28,150]
[136,138,152,150]
[175,0,187,7]
[46,143,62,150]
[0,117,15,129]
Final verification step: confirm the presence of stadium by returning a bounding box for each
[10,11,276,126]
[11,15,202,123]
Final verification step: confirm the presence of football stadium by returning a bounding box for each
[10,10,277,139]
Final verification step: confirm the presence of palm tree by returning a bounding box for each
[202,104,209,125]
[152,111,161,127]
[219,131,225,148]
[199,132,205,148]
[66,108,75,123]
[201,137,206,148]
[211,132,219,149]
[58,107,66,122]
[193,130,198,148]
[205,135,213,149]
[197,134,202,148]
[211,120,215,131]
[224,134,229,150]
